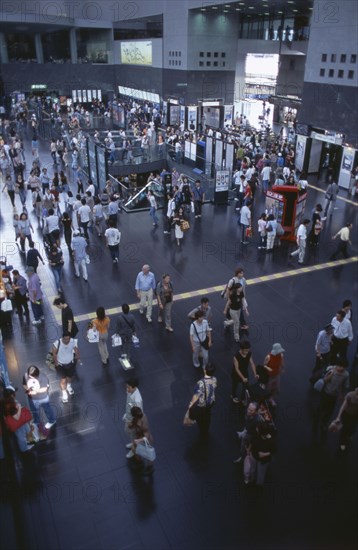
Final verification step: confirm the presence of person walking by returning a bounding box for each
[318,360,349,429]
[91,307,110,365]
[172,206,187,247]
[72,230,88,281]
[191,179,205,219]
[53,297,79,338]
[190,310,212,369]
[330,309,353,363]
[251,423,276,486]
[48,245,64,293]
[265,214,277,253]
[2,174,16,207]
[223,283,249,342]
[231,341,258,404]
[26,266,44,325]
[156,274,174,331]
[289,219,310,264]
[135,264,156,323]
[310,324,334,383]
[104,220,121,264]
[18,212,34,253]
[11,269,30,316]
[52,333,80,403]
[263,343,285,406]
[77,198,91,240]
[257,213,267,249]
[147,190,159,227]
[26,242,45,273]
[127,406,154,474]
[239,201,252,244]
[187,364,217,436]
[22,365,56,430]
[332,387,358,451]
[123,378,143,456]
[330,223,353,260]
[322,180,339,219]
[116,304,136,360]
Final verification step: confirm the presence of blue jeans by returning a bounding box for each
[263,179,269,193]
[51,266,63,290]
[28,396,56,426]
[31,300,44,321]
[150,207,159,225]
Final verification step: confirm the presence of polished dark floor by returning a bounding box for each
[0,141,358,550]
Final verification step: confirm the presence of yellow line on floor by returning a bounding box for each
[68,256,357,324]
[308,183,358,206]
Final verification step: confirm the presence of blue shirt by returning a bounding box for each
[135,271,156,291]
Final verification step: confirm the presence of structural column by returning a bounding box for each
[69,28,77,64]
[35,34,44,63]
[0,33,9,63]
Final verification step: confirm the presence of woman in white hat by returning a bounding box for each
[263,343,285,407]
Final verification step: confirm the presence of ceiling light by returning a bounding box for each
[223,9,229,12]
[292,9,298,12]
[248,6,255,9]
[287,1,295,3]
[264,12,269,15]
[225,4,230,6]
[212,6,218,9]
[277,10,283,14]
[235,8,241,11]
[201,8,206,11]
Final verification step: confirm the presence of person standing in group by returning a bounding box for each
[135,264,156,323]
[116,304,136,360]
[330,309,353,363]
[147,190,159,227]
[164,193,175,234]
[172,206,187,247]
[223,283,249,343]
[309,204,323,246]
[231,341,259,404]
[187,364,217,436]
[108,195,120,226]
[45,208,61,247]
[22,365,56,430]
[52,333,80,403]
[123,378,143,456]
[104,220,121,264]
[261,163,271,193]
[93,197,105,237]
[191,179,205,219]
[342,299,353,322]
[251,423,276,487]
[91,307,110,366]
[12,269,29,316]
[322,179,339,219]
[190,310,212,369]
[332,387,358,451]
[53,297,79,338]
[26,266,44,325]
[265,214,277,252]
[188,297,213,326]
[156,274,174,331]
[330,223,353,260]
[263,343,285,407]
[26,242,45,273]
[310,324,334,383]
[289,219,310,264]
[318,360,349,429]
[239,201,252,244]
[257,213,267,250]
[2,174,16,207]
[72,230,88,281]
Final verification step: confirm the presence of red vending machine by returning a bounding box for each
[265,186,307,242]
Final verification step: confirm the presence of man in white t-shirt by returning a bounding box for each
[240,202,252,244]
[52,333,80,403]
[77,198,91,239]
[261,164,271,193]
[290,219,310,264]
[105,220,121,263]
[46,208,60,246]
[123,378,143,457]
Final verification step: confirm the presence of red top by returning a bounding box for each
[266,353,283,377]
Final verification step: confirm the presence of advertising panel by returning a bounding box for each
[121,41,152,66]
[188,106,197,130]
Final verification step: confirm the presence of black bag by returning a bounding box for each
[71,321,79,338]
[201,336,210,350]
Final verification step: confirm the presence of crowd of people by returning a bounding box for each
[0,97,357,486]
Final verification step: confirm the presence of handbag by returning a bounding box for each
[192,322,210,350]
[135,437,156,461]
[243,452,257,484]
[1,298,13,312]
[245,227,252,238]
[191,201,195,213]
[328,420,343,433]
[87,327,99,343]
[183,409,196,426]
[45,339,61,371]
[180,220,190,232]
[313,378,325,392]
[4,406,33,432]
[111,334,122,347]
[85,254,91,264]
[266,223,273,232]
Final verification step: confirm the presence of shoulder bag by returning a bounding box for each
[192,322,209,350]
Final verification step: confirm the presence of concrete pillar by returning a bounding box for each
[69,28,77,64]
[35,34,44,63]
[0,33,9,63]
